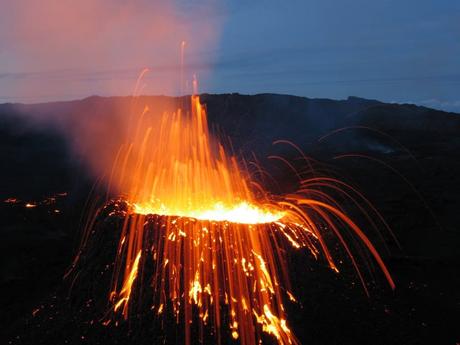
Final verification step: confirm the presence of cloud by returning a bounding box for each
[415,99,460,113]
[0,0,222,101]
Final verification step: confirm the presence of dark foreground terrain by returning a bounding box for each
[0,94,459,344]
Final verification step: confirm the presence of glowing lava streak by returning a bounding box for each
[101,85,394,344]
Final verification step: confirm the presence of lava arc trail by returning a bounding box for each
[74,77,394,345]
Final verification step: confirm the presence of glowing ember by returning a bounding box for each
[73,71,395,345]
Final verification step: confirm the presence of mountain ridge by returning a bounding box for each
[1,93,458,115]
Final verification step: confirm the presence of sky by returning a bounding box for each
[0,0,459,112]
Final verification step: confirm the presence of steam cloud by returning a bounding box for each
[5,0,223,187]
[0,0,222,101]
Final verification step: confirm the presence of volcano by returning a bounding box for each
[1,94,459,345]
[56,91,393,345]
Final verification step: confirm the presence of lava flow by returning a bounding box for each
[74,74,395,345]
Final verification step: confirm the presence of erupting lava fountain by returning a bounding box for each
[73,69,394,345]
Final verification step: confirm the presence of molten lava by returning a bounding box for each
[105,93,300,343]
[90,89,396,345]
[134,200,284,224]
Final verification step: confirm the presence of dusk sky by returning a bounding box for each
[1,0,459,112]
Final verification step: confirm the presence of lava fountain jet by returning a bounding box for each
[73,72,395,345]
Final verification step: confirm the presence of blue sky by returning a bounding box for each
[1,0,459,112]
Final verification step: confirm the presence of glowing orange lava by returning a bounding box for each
[96,87,395,345]
[133,201,284,224]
